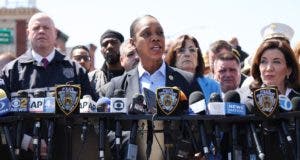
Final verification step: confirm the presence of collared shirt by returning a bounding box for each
[138,62,166,93]
[32,49,55,65]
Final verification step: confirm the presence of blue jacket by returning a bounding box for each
[197,76,221,104]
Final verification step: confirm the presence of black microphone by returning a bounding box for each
[15,118,22,157]
[189,91,206,114]
[277,126,292,160]
[33,120,41,160]
[11,91,26,157]
[245,102,265,160]
[126,94,145,160]
[141,88,155,159]
[223,90,242,160]
[126,120,138,160]
[113,89,126,160]
[291,97,300,160]
[210,92,223,103]
[32,90,45,160]
[3,126,17,160]
[146,120,153,160]
[96,97,110,112]
[275,95,296,159]
[44,91,55,160]
[47,120,54,160]
[189,91,209,158]
[81,119,88,143]
[208,93,222,156]
[129,93,146,114]
[99,119,105,160]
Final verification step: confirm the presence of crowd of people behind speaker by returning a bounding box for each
[2,11,300,160]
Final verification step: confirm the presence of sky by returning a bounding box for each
[2,0,300,68]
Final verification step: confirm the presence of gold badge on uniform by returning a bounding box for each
[55,84,81,116]
[253,86,279,118]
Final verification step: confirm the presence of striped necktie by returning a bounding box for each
[41,58,49,69]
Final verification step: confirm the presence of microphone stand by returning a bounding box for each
[250,123,264,160]
[65,117,72,160]
[280,120,296,159]
[232,123,242,160]
[115,120,122,160]
[33,120,41,160]
[164,120,172,160]
[99,118,105,160]
[198,120,209,158]
[183,120,199,155]
[246,124,256,160]
[2,125,17,160]
[47,119,54,160]
[277,127,290,160]
[126,120,138,160]
[15,118,22,158]
[146,120,153,160]
[214,123,222,156]
[296,118,300,160]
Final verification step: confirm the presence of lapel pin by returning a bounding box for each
[169,75,174,81]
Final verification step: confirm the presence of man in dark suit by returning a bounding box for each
[105,15,195,160]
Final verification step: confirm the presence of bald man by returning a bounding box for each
[0,12,96,159]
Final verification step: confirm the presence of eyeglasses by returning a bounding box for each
[177,48,198,54]
[73,55,90,62]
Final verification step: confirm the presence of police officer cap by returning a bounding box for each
[100,29,124,44]
[261,23,294,42]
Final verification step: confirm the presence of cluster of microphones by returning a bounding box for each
[1,85,300,160]
[188,88,300,160]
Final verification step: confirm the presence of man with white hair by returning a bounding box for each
[119,39,139,71]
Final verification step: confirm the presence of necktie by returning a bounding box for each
[41,58,49,69]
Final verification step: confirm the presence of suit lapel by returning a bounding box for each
[166,65,176,87]
[125,68,140,99]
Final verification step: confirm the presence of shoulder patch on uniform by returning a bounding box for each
[63,68,75,79]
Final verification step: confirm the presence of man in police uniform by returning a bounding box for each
[0,12,97,159]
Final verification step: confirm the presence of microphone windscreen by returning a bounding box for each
[189,91,204,105]
[0,89,7,99]
[223,90,240,103]
[17,91,28,98]
[209,92,223,102]
[34,90,46,97]
[132,93,144,103]
[97,97,111,106]
[113,89,126,98]
[291,97,300,111]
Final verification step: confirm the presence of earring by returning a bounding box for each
[286,74,290,80]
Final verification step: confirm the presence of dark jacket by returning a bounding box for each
[105,64,194,102]
[1,50,95,100]
[105,63,197,159]
[0,49,98,160]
